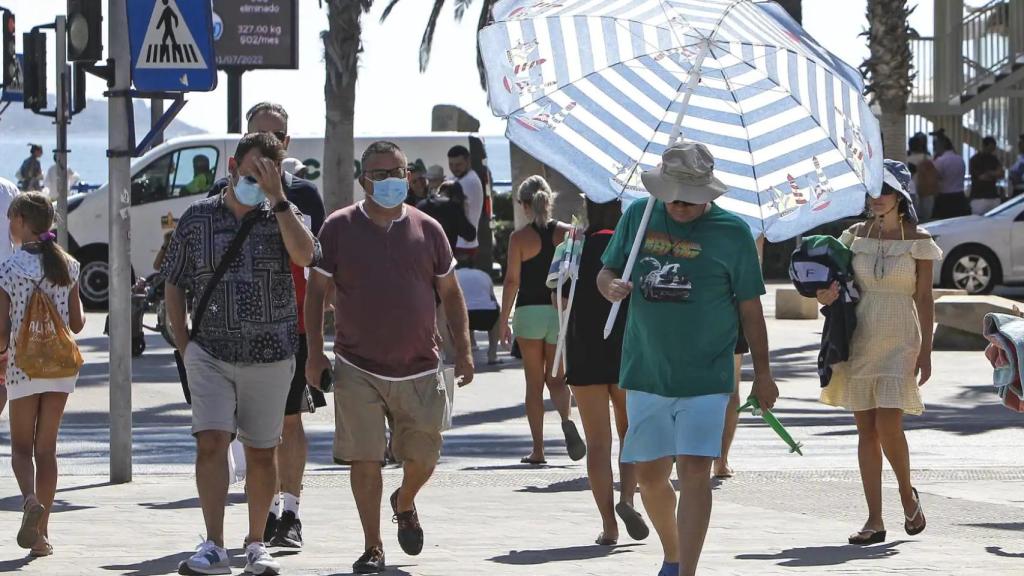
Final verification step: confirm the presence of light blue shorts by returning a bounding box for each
[620,390,731,463]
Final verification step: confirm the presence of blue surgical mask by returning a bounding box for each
[233,175,265,207]
[371,177,409,209]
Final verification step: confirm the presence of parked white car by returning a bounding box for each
[922,195,1024,294]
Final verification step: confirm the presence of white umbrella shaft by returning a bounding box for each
[603,41,711,339]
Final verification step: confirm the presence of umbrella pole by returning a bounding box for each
[604,40,712,339]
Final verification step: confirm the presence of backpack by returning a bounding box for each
[14,280,83,379]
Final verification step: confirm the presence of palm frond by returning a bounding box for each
[380,0,404,23]
[454,0,474,21]
[419,0,447,72]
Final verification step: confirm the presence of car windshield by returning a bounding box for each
[985,194,1024,217]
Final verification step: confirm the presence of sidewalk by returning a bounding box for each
[0,467,1022,575]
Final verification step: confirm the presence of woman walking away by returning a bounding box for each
[562,198,649,545]
[817,160,938,545]
[0,192,85,557]
[499,175,586,465]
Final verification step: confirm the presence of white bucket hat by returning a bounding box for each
[641,142,728,204]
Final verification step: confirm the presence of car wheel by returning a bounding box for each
[942,245,1001,295]
[77,246,110,310]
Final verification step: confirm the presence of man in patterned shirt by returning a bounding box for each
[163,132,320,576]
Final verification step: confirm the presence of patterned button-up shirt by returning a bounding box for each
[161,194,321,364]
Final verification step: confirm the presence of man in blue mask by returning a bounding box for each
[163,132,320,576]
[305,141,475,574]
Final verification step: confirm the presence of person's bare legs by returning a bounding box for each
[396,458,435,513]
[0,384,8,418]
[244,445,278,544]
[9,394,41,499]
[572,384,617,540]
[351,461,384,550]
[487,324,499,364]
[875,408,924,530]
[636,457,678,564]
[853,410,885,535]
[518,338,548,461]
[195,430,231,547]
[543,342,572,421]
[676,455,714,576]
[32,392,69,542]
[279,414,307,500]
[609,386,638,507]
[715,355,742,477]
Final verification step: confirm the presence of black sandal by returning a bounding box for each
[615,502,650,541]
[595,533,617,546]
[905,487,926,536]
[848,529,887,545]
[520,456,547,465]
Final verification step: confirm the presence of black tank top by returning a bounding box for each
[516,221,558,308]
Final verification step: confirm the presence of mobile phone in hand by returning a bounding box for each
[320,367,334,393]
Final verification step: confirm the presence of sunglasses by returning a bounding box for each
[880,187,897,196]
[670,200,698,206]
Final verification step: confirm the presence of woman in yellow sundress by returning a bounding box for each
[817,160,939,545]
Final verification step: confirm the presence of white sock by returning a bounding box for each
[283,492,300,517]
[270,493,282,519]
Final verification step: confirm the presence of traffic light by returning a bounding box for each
[2,10,15,89]
[22,30,46,111]
[66,0,102,63]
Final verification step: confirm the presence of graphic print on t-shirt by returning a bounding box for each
[643,231,702,259]
[638,256,692,303]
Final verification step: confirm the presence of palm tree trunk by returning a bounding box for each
[322,1,370,214]
[880,103,908,162]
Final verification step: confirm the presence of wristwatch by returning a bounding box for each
[272,199,292,214]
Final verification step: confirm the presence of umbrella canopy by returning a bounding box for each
[480,0,883,242]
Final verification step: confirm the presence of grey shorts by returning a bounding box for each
[184,344,294,449]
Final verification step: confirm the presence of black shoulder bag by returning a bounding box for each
[174,215,259,404]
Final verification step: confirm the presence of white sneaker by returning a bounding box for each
[244,541,281,576]
[178,539,230,575]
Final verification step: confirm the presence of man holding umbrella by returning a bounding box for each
[598,142,779,576]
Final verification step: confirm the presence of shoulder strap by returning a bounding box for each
[189,214,260,339]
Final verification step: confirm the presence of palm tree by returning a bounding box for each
[861,0,916,161]
[380,0,496,89]
[321,1,373,214]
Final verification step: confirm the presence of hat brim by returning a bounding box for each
[641,169,728,204]
[880,170,919,224]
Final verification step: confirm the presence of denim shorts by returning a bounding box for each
[620,390,731,462]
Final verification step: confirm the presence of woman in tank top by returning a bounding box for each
[499,175,586,465]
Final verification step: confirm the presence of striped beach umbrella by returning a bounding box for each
[479,0,884,243]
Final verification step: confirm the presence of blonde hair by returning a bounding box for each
[517,175,552,226]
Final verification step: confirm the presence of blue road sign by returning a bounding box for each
[1,53,23,102]
[128,0,217,92]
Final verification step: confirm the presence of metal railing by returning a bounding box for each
[960,0,1011,96]
[910,36,935,103]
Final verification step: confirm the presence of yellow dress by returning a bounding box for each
[819,228,943,415]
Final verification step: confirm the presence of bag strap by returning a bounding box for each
[189,214,260,340]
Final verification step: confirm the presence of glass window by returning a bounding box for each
[131,146,220,207]
[172,147,219,198]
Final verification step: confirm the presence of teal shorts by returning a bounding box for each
[512,305,559,345]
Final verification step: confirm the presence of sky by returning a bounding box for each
[2,0,946,136]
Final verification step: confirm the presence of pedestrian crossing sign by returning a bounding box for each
[128,0,217,92]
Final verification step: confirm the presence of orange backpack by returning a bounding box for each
[14,280,83,379]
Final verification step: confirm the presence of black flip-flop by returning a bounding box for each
[562,420,587,461]
[595,533,617,546]
[848,529,886,545]
[615,502,650,541]
[520,456,547,465]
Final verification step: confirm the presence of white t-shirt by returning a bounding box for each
[0,178,16,262]
[456,169,484,250]
[43,165,81,201]
[456,267,498,311]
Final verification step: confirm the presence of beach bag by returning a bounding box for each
[15,280,83,379]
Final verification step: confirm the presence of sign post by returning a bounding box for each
[55,15,69,249]
[109,0,133,484]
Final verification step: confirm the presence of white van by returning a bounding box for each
[67,132,488,308]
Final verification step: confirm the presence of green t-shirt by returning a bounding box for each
[602,201,765,398]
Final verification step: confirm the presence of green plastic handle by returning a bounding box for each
[738,396,804,456]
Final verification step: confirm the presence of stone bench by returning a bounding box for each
[775,287,969,322]
[934,294,1020,350]
[775,288,818,320]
